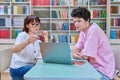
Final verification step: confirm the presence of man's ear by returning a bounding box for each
[87,19,90,22]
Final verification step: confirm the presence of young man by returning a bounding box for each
[71,7,115,80]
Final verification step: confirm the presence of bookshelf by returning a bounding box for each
[0,0,32,39]
[32,0,107,44]
[110,0,120,44]
[0,0,11,39]
[1,0,120,46]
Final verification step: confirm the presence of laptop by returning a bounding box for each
[40,43,73,64]
[40,43,86,65]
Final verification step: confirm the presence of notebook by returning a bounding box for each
[39,43,73,65]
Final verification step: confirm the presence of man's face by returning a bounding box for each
[73,17,88,31]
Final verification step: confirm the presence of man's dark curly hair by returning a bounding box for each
[71,7,91,22]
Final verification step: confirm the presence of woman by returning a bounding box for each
[10,15,48,80]
[71,7,115,80]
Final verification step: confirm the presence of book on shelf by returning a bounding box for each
[40,23,50,30]
[61,23,69,30]
[115,18,118,26]
[110,29,120,39]
[90,0,106,5]
[16,0,24,2]
[115,18,120,26]
[116,30,119,39]
[90,0,99,5]
[52,0,59,5]
[51,0,69,5]
[92,9,106,18]
[0,18,5,26]
[11,0,29,2]
[101,10,106,18]
[0,5,10,15]
[0,18,10,27]
[11,5,30,14]
[0,5,4,14]
[70,35,79,43]
[12,30,17,39]
[12,29,22,39]
[110,19,114,26]
[52,11,68,18]
[51,23,69,30]
[99,0,106,5]
[33,0,50,5]
[0,29,10,38]
[34,11,50,18]
[70,0,87,5]
[0,0,10,2]
[93,10,97,18]
[12,17,24,26]
[90,10,93,19]
[78,0,83,5]
[110,29,116,39]
[110,18,120,27]
[51,35,56,42]
[58,35,68,43]
[111,0,120,2]
[51,23,57,30]
[110,6,118,14]
[113,18,120,26]
[51,35,68,43]
[97,22,106,30]
[70,23,76,30]
[74,0,78,5]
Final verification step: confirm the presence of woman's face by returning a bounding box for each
[73,17,89,32]
[27,20,40,35]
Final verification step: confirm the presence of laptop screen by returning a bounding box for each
[40,43,73,65]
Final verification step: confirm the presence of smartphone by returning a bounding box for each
[38,35,44,42]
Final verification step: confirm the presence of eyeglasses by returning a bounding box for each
[31,23,40,28]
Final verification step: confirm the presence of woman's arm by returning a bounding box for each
[12,35,38,53]
[12,40,30,53]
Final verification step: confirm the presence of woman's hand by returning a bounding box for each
[39,31,48,42]
[27,35,39,44]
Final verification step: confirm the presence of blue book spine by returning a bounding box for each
[118,19,120,26]
[110,29,116,39]
[58,35,63,42]
[62,35,68,42]
[0,18,5,26]
[52,0,54,5]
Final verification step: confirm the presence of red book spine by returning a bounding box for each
[70,23,76,30]
[46,0,50,5]
[115,18,118,26]
[93,10,97,18]
[40,0,44,5]
[0,30,2,38]
[33,0,38,5]
[3,30,10,38]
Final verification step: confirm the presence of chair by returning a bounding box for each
[0,48,13,79]
[112,47,120,78]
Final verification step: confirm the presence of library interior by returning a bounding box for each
[0,0,120,80]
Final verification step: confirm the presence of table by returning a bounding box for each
[24,60,102,80]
